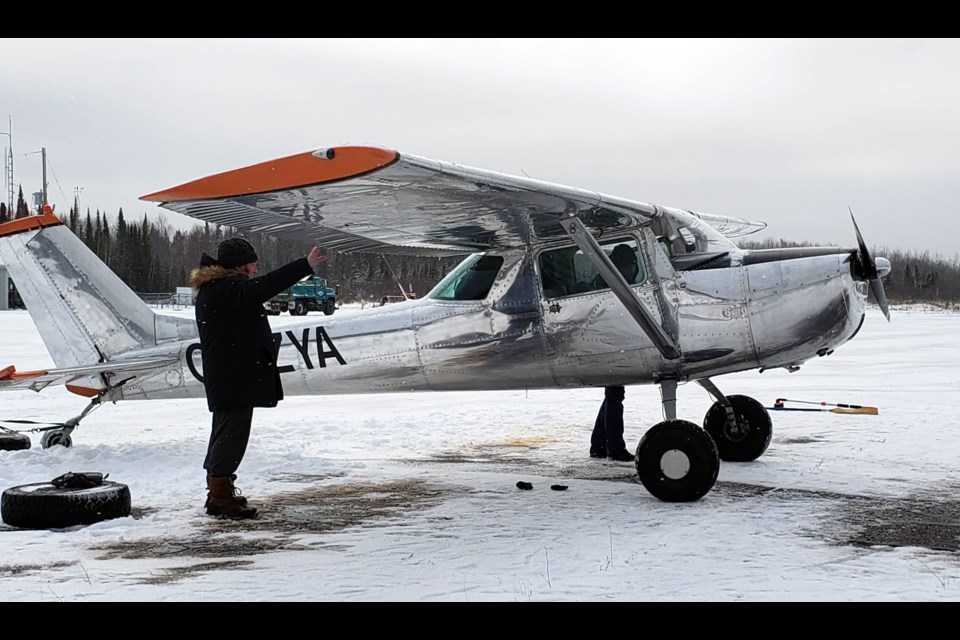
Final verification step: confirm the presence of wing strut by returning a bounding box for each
[560,215,681,360]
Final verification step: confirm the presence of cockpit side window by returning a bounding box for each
[430,253,504,301]
[538,237,646,299]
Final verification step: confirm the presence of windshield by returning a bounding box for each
[429,253,504,301]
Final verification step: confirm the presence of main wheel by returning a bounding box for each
[323,299,336,315]
[0,431,31,451]
[293,300,308,316]
[635,419,720,502]
[40,430,73,449]
[2,481,131,529]
[703,395,772,462]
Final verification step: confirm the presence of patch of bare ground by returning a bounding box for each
[87,477,468,584]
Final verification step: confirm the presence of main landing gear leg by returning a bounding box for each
[660,378,678,421]
[633,377,720,502]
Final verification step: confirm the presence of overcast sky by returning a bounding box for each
[1,38,957,258]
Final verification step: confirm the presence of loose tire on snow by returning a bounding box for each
[635,419,720,502]
[703,394,772,462]
[2,481,131,529]
[0,432,31,451]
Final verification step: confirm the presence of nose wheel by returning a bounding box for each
[703,394,772,461]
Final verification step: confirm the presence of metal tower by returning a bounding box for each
[1,116,11,215]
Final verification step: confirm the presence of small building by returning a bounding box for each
[0,266,24,310]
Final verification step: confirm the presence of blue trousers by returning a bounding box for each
[591,386,626,451]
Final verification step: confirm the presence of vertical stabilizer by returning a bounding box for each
[0,213,159,368]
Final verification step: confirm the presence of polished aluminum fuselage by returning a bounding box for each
[115,236,867,403]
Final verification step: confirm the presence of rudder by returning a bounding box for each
[0,213,162,368]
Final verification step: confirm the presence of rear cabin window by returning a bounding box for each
[538,238,645,299]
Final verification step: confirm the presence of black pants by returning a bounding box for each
[591,386,626,451]
[203,407,254,477]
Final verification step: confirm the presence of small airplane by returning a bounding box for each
[0,145,891,502]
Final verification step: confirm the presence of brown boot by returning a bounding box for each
[206,473,248,506]
[206,475,257,519]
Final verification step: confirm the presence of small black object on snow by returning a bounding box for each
[550,484,568,491]
[516,481,533,490]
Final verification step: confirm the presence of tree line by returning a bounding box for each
[0,192,460,302]
[2,192,958,306]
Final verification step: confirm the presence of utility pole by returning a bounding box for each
[0,116,11,215]
[41,147,47,206]
[26,147,48,213]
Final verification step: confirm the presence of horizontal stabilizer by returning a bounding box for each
[0,357,179,394]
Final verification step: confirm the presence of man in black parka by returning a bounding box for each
[189,237,325,518]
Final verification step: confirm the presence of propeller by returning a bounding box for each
[849,207,891,322]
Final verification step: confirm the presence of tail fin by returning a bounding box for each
[0,213,182,368]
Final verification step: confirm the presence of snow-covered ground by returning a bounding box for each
[1,306,958,601]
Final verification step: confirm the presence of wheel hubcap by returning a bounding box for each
[660,449,691,480]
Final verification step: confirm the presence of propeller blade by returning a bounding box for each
[849,207,890,321]
[871,278,890,321]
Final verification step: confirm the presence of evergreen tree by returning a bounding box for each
[15,186,28,219]
[0,202,7,224]
[68,196,80,233]
[83,211,94,247]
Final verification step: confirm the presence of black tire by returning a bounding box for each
[40,430,73,449]
[703,394,772,462]
[2,481,131,529]
[635,419,720,502]
[0,432,31,451]
[293,301,308,316]
[322,299,336,316]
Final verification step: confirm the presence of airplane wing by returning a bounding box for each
[141,146,693,256]
[691,211,767,237]
[0,357,179,394]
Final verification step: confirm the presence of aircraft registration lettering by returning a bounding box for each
[274,326,347,373]
[186,325,346,383]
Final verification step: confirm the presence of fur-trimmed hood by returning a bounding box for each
[188,265,247,289]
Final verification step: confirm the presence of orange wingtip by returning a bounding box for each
[0,213,63,238]
[139,146,399,202]
[0,366,47,380]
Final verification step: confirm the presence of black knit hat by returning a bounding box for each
[216,237,258,268]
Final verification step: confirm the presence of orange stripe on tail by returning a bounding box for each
[0,213,64,237]
[0,366,48,381]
